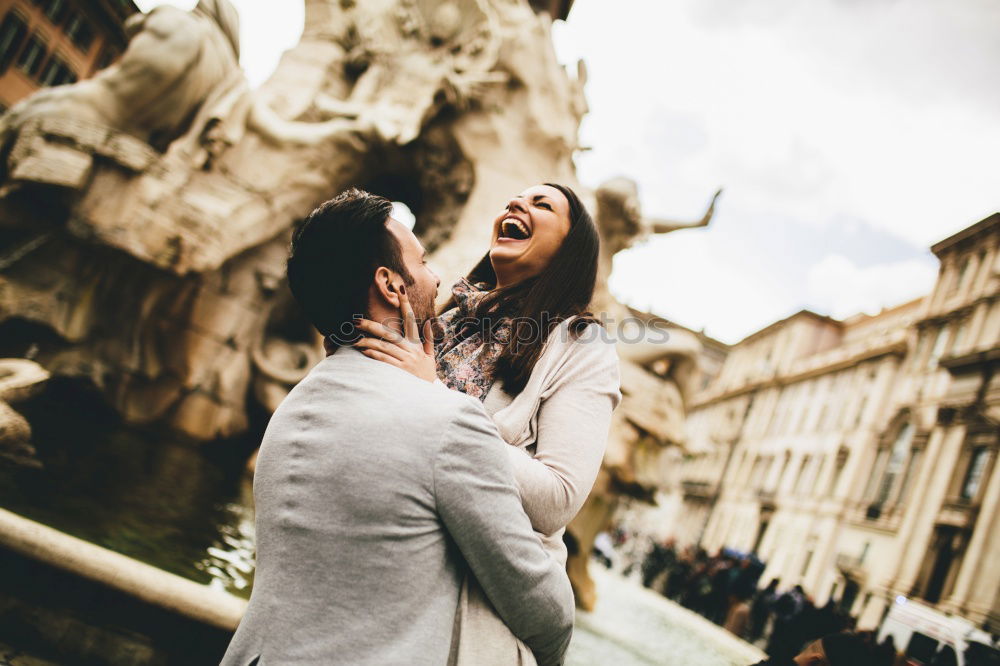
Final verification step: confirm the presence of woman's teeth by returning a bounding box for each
[501,219,530,240]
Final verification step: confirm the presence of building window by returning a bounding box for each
[951,257,971,294]
[974,250,989,292]
[878,421,913,503]
[866,421,915,507]
[815,404,828,432]
[42,0,68,26]
[64,12,94,52]
[927,325,950,368]
[749,455,762,490]
[0,12,29,73]
[39,54,76,86]
[795,455,813,495]
[828,447,848,497]
[863,448,889,501]
[16,33,47,80]
[912,330,930,370]
[960,447,989,501]
[853,395,868,428]
[775,451,791,492]
[949,320,966,357]
[800,546,815,577]
[96,45,121,71]
[897,446,923,503]
[754,455,771,492]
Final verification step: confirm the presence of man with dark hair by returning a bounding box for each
[751,632,887,666]
[222,189,574,666]
[286,187,437,347]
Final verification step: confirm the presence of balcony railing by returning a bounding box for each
[845,500,904,532]
[681,480,717,500]
[835,553,866,574]
[756,488,776,503]
[941,496,974,512]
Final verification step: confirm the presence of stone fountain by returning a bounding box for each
[0,0,718,609]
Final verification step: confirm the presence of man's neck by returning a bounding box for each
[365,305,405,339]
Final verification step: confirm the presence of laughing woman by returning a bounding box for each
[355,183,621,665]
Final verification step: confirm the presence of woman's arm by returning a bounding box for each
[506,330,621,535]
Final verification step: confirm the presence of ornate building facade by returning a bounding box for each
[0,0,137,111]
[669,214,1000,632]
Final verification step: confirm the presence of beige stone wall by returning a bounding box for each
[0,0,597,442]
[665,214,999,631]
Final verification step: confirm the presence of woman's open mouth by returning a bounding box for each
[498,217,532,241]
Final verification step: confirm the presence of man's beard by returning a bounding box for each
[407,282,442,343]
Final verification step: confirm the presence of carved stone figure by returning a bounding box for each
[0,0,715,609]
[595,177,722,259]
[564,178,722,610]
[312,0,505,145]
[0,0,584,441]
[0,358,49,467]
[0,0,241,153]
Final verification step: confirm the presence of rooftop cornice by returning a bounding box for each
[693,338,909,408]
[930,213,1000,257]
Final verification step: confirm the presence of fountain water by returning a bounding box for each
[0,1,727,659]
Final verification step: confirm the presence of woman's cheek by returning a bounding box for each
[537,233,558,260]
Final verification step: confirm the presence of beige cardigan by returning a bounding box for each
[450,319,621,665]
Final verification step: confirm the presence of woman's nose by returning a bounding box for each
[506,197,527,214]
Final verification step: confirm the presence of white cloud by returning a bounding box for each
[556,0,1000,246]
[805,254,937,320]
[554,0,998,339]
[129,1,994,342]
[133,0,302,88]
[608,230,798,344]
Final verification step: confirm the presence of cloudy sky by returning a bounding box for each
[137,0,1000,343]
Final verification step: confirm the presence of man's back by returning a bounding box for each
[222,347,573,665]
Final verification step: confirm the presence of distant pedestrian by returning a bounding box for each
[750,579,780,641]
[750,631,886,666]
[593,531,615,569]
[767,585,807,661]
[930,645,958,666]
[707,554,735,623]
[725,589,753,640]
[641,539,677,589]
[877,635,901,666]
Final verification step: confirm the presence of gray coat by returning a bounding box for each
[220,346,574,666]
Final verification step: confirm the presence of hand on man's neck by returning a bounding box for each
[365,302,405,339]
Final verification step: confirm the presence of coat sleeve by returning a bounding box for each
[505,327,621,535]
[433,395,575,666]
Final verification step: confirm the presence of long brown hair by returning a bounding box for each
[439,183,601,395]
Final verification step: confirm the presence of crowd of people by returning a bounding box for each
[632,539,904,666]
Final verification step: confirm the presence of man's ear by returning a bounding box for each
[373,266,400,307]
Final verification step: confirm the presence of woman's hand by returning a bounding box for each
[354,288,438,383]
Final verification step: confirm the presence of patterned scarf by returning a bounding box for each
[435,278,512,401]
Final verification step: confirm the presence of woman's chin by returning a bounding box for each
[490,242,528,262]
